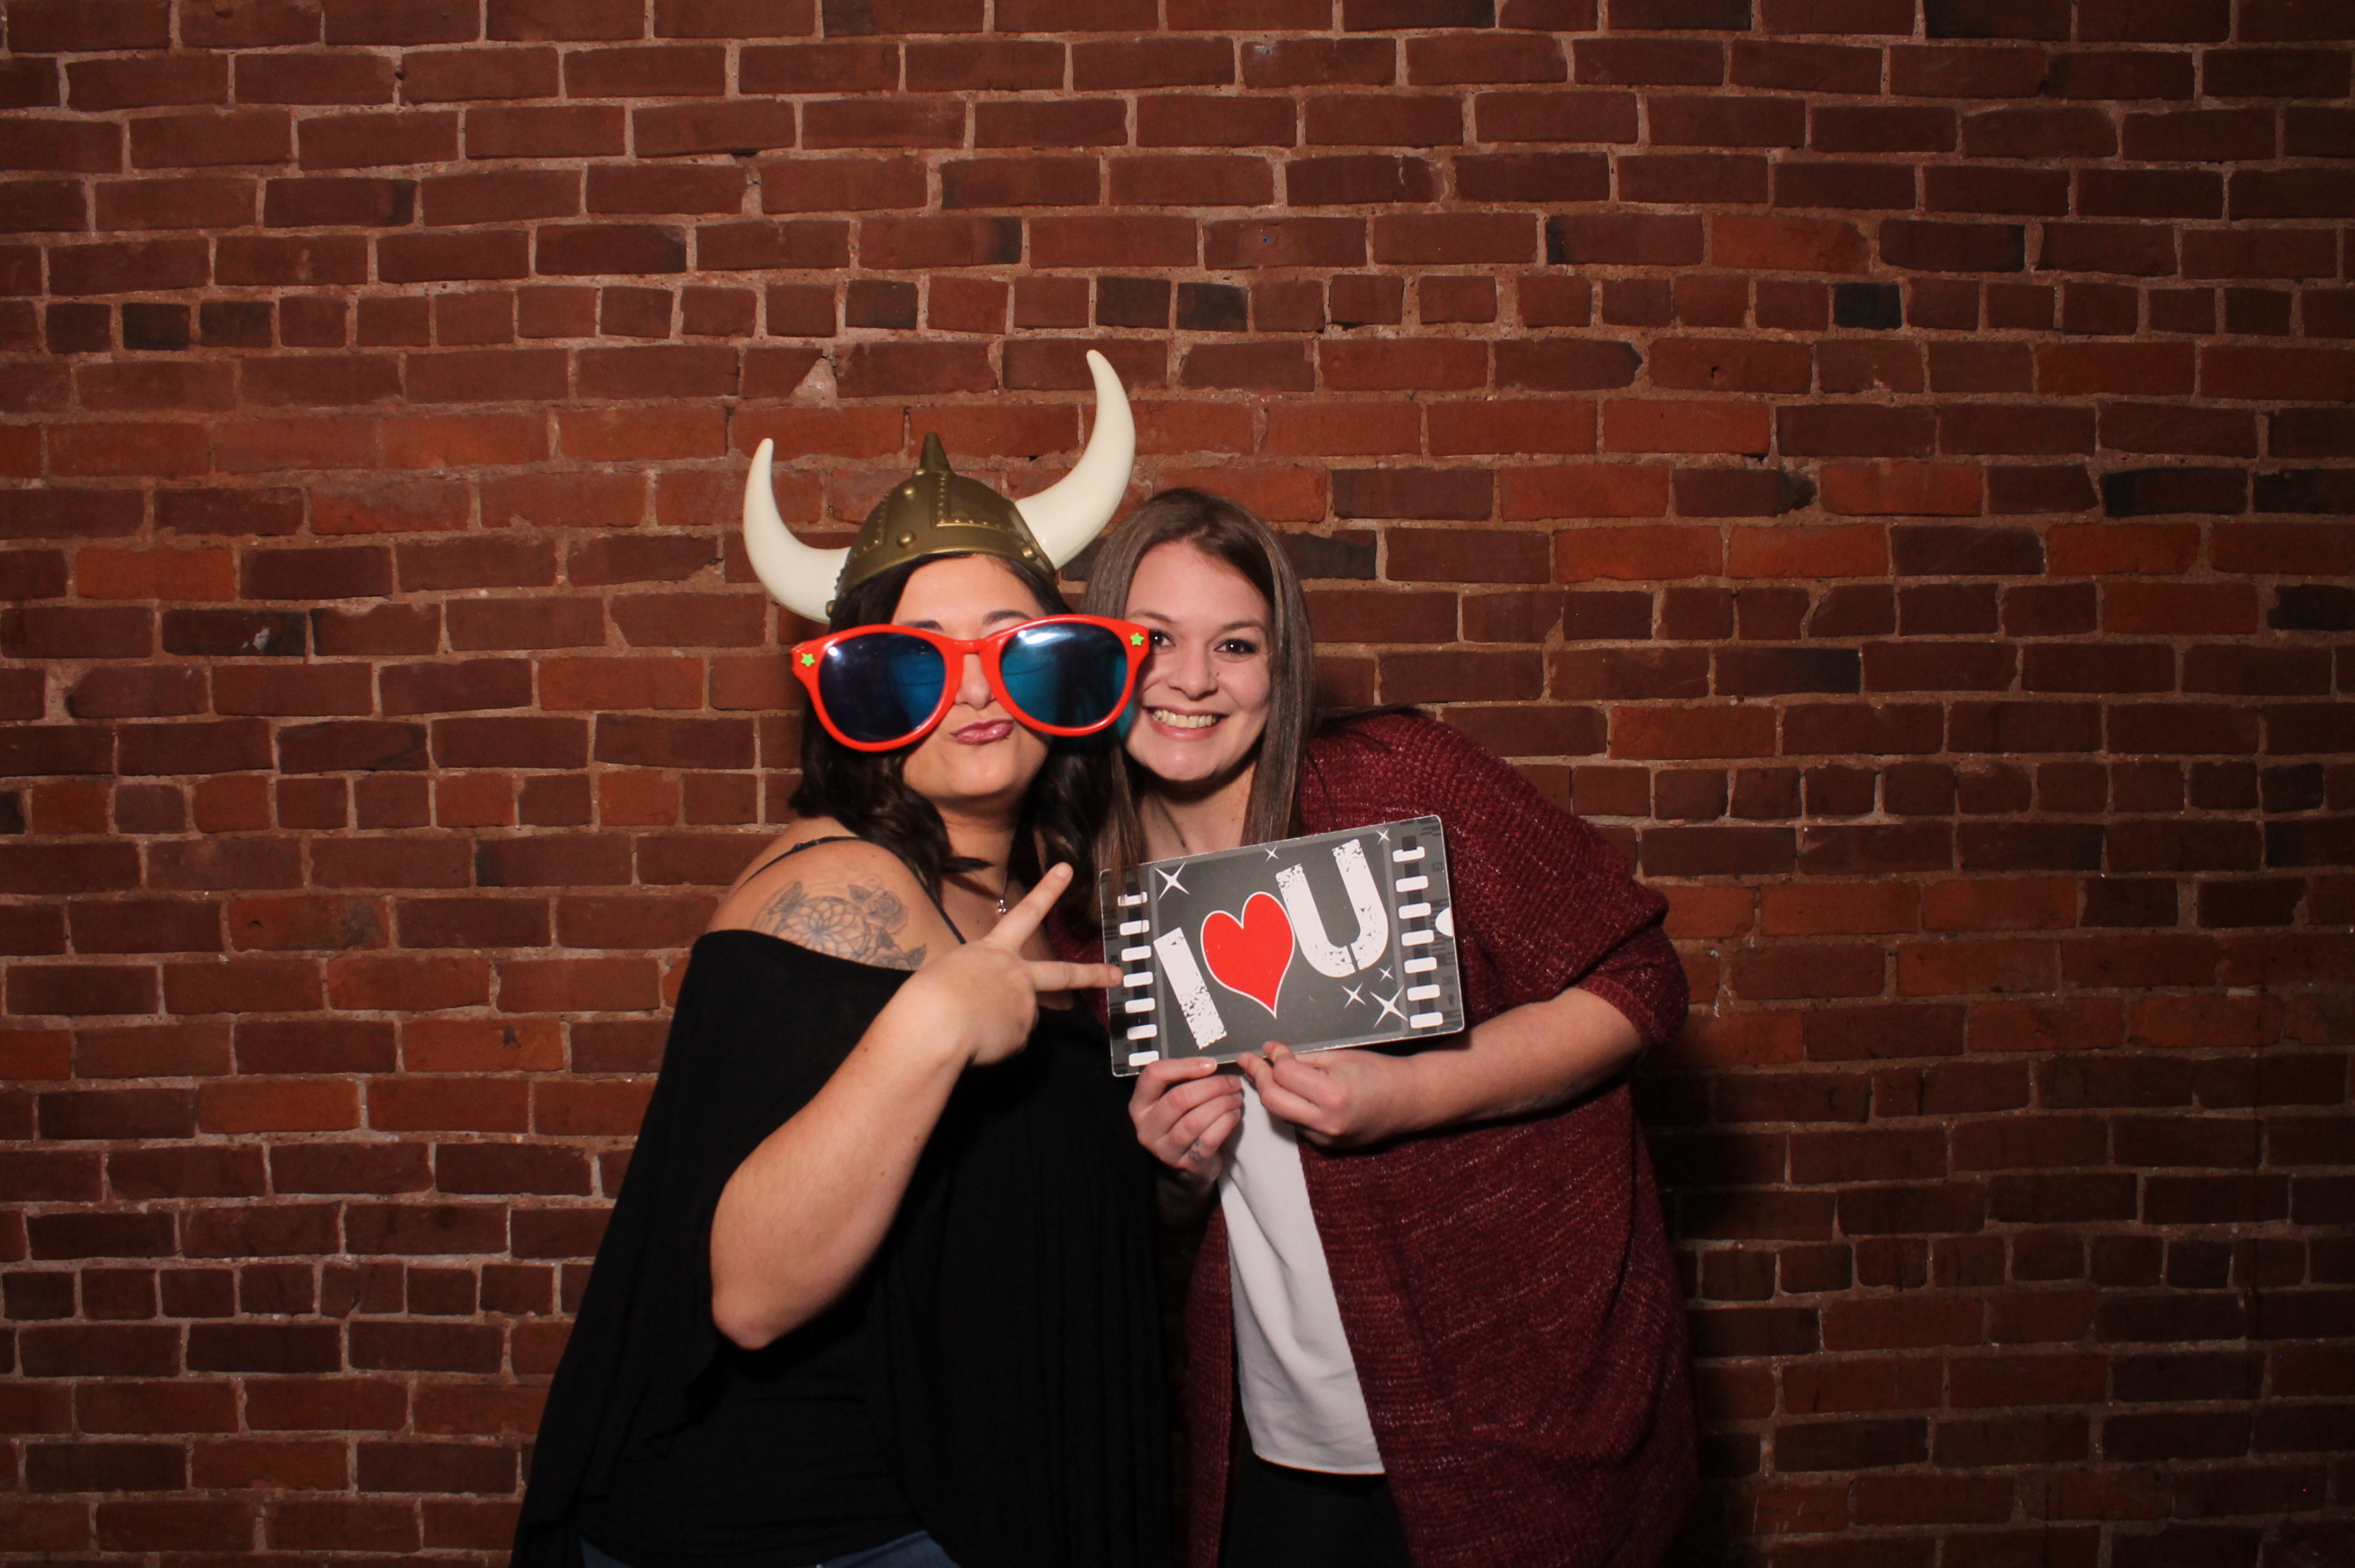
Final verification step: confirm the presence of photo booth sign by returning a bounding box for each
[1098,817,1466,1075]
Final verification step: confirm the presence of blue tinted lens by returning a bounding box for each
[1000,622,1128,731]
[817,633,946,744]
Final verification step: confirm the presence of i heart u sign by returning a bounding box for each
[1099,815,1466,1075]
[1200,892,1294,1017]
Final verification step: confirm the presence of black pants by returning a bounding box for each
[1220,1451,1415,1568]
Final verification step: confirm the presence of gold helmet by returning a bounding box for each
[743,349,1134,621]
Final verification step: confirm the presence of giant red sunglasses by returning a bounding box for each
[791,615,1151,753]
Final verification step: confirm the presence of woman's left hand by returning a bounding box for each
[1239,1043,1424,1149]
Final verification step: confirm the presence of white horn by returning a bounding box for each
[1014,349,1135,568]
[741,437,847,624]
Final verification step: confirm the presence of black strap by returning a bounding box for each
[738,834,965,944]
[738,834,859,886]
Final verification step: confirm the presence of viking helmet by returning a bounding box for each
[742,349,1135,622]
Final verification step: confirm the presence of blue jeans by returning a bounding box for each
[582,1531,959,1568]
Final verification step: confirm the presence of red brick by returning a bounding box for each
[1304,93,1465,147]
[792,92,962,151]
[2204,345,2355,403]
[1780,405,1937,458]
[1505,468,1675,526]
[313,0,478,45]
[1733,944,1888,999]
[365,1069,531,1132]
[1776,1415,1928,1470]
[1603,400,1772,455]
[1475,88,1640,145]
[71,544,233,602]
[1372,212,1538,265]
[737,39,891,95]
[48,236,211,295]
[295,109,458,170]
[1727,523,1888,580]
[534,1077,654,1135]
[1100,153,1269,208]
[1173,340,1306,392]
[1546,212,1703,267]
[1316,341,1487,395]
[465,104,625,159]
[632,100,798,158]
[951,96,1123,153]
[1425,399,1595,457]
[47,420,210,477]
[9,0,173,51]
[1822,462,1985,516]
[898,37,1059,90]
[939,156,1100,210]
[413,172,576,229]
[1491,342,1640,395]
[230,51,389,107]
[0,176,85,233]
[1577,37,1724,85]
[559,44,723,101]
[91,174,256,231]
[1409,33,1567,84]
[400,43,561,101]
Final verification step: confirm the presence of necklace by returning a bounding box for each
[971,865,1009,917]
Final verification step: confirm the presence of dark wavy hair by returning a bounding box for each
[789,554,1110,917]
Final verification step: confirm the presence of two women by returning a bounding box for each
[518,354,1693,1568]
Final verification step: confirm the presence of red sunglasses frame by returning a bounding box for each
[790,614,1152,753]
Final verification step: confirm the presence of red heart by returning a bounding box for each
[1200,892,1294,1019]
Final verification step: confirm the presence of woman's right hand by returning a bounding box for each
[1129,1057,1245,1203]
[885,863,1121,1069]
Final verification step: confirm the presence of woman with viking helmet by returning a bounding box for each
[515,355,1171,1568]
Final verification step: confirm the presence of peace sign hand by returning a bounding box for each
[887,863,1123,1069]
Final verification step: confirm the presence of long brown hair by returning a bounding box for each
[1080,489,1318,872]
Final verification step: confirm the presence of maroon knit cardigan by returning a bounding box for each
[1173,715,1696,1568]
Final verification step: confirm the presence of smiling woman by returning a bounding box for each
[1126,541,1278,789]
[1078,491,1695,1568]
[1085,490,1322,875]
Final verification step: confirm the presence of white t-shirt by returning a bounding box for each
[1219,1078,1384,1474]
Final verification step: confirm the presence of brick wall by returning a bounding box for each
[2,0,2350,1561]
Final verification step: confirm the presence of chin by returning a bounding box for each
[1131,739,1236,786]
[908,744,1043,813]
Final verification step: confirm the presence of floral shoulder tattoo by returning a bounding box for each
[752,879,926,971]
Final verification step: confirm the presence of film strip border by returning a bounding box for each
[1389,827,1454,1030]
